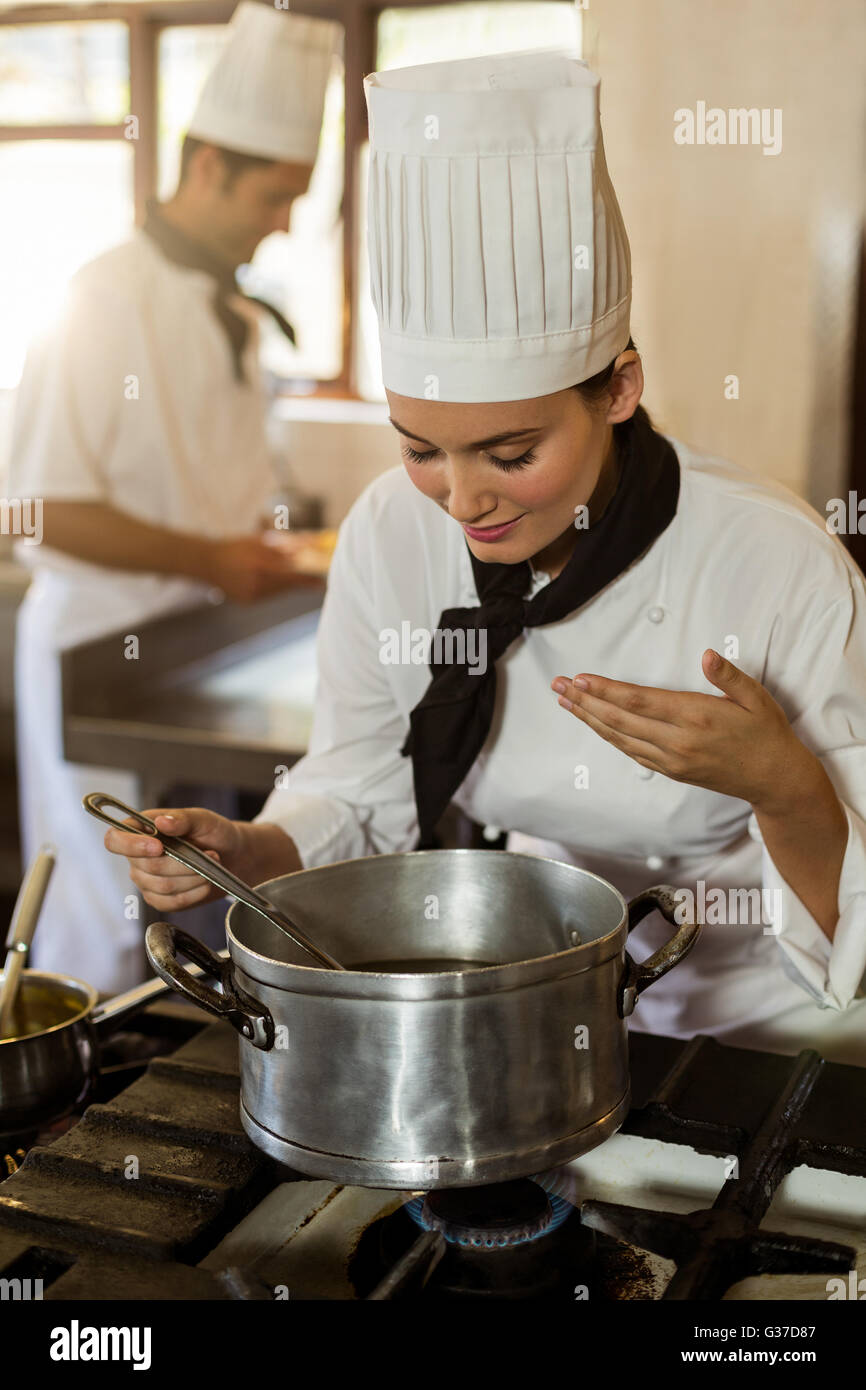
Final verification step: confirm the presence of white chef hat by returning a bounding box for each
[363,48,631,402]
[188,2,341,166]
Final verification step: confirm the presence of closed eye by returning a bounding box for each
[400,444,537,473]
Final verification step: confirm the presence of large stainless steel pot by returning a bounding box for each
[145,850,699,1189]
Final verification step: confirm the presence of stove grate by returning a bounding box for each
[583,1037,860,1299]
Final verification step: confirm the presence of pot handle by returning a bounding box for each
[618,885,701,1018]
[145,922,275,1051]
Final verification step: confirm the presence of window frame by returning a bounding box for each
[0,0,565,400]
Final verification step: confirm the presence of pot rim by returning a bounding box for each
[0,970,99,1047]
[226,847,629,979]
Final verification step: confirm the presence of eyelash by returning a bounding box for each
[401,445,537,473]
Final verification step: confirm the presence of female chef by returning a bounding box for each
[103,50,866,1063]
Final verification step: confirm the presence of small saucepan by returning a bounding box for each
[0,956,227,1138]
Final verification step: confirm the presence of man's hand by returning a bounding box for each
[37,502,323,600]
[204,535,324,602]
[551,648,815,815]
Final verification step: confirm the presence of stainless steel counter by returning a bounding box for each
[0,557,29,756]
[60,585,324,796]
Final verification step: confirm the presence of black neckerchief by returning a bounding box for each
[401,404,681,848]
[141,199,295,382]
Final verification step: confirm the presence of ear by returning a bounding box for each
[606,351,644,425]
[191,143,226,190]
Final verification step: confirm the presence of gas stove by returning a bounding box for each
[1,1001,864,1302]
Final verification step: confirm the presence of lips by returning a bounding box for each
[462,514,526,542]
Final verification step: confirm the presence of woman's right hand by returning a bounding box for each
[103,808,244,911]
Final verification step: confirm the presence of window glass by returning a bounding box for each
[158,24,345,387]
[377,2,579,70]
[0,141,134,389]
[0,23,128,124]
[157,24,227,197]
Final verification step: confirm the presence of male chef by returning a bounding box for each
[6,2,340,991]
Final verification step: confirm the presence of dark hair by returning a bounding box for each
[178,135,276,187]
[573,334,637,412]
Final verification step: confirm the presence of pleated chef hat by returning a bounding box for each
[188,2,341,165]
[363,48,631,402]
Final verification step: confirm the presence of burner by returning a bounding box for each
[2,1113,84,1179]
[3,1145,28,1178]
[408,1178,569,1249]
[352,1172,591,1298]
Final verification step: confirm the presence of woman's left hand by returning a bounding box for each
[551,648,815,815]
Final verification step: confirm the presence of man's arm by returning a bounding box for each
[39,501,319,602]
[41,501,213,579]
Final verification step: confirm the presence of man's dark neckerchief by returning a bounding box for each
[142,199,295,382]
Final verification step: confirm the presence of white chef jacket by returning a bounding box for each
[255,435,866,1064]
[7,229,279,991]
[10,226,279,595]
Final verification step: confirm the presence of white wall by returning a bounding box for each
[583,0,866,509]
[268,398,396,528]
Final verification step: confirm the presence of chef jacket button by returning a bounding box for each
[647,605,665,623]
[637,766,655,779]
[646,854,665,871]
[482,824,502,842]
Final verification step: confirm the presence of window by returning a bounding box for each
[0,0,580,403]
[377,2,578,70]
[0,21,128,124]
[158,24,345,389]
[0,21,134,389]
[0,140,134,389]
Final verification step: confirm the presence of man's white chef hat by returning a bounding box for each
[188,1,341,166]
[363,48,631,402]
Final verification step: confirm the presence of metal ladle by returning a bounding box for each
[0,846,57,1036]
[82,793,345,971]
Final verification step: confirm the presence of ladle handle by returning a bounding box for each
[0,846,57,1034]
[82,793,345,972]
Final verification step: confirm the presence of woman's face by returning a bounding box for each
[386,365,639,566]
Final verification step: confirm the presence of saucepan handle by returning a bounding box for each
[617,885,700,1018]
[145,922,275,1051]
